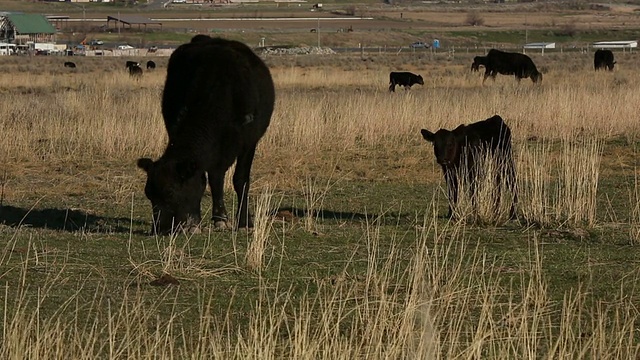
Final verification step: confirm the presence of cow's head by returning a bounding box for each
[532,72,543,84]
[471,57,481,72]
[416,75,425,85]
[137,157,207,235]
[421,126,465,167]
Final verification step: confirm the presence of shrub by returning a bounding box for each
[465,11,485,26]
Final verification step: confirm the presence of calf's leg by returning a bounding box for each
[233,145,257,229]
[445,170,458,218]
[506,159,518,219]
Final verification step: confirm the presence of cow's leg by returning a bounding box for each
[209,169,230,229]
[233,145,257,229]
[445,170,458,218]
[389,82,395,92]
[506,158,518,219]
[468,168,478,215]
[482,70,491,84]
[494,169,503,217]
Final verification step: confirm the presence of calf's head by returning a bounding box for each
[416,75,425,85]
[137,157,207,234]
[421,127,464,167]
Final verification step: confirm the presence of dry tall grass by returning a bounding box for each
[3,212,639,358]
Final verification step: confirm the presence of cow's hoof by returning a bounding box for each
[214,220,229,229]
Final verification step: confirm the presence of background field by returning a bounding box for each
[0,48,640,358]
[7,0,640,49]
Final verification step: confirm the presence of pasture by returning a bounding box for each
[1,50,640,358]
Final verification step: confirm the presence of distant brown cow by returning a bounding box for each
[420,115,517,219]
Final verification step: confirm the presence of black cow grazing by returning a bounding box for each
[389,71,424,92]
[137,35,275,234]
[64,61,76,68]
[471,56,487,72]
[420,115,517,219]
[125,60,139,69]
[146,60,156,70]
[480,49,542,84]
[594,49,615,71]
[128,65,143,77]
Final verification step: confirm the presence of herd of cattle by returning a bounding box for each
[123,38,618,232]
[389,48,616,91]
[63,59,157,77]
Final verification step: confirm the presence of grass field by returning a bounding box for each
[1,47,640,358]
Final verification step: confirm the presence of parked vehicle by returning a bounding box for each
[410,41,430,49]
[117,44,134,50]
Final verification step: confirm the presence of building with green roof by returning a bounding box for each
[0,13,56,45]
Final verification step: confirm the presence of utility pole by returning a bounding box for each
[317,16,320,48]
[524,13,528,45]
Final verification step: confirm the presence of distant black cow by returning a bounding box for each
[420,115,517,219]
[146,60,156,70]
[137,35,275,234]
[471,56,487,72]
[389,71,424,92]
[128,65,143,77]
[64,61,76,68]
[480,49,542,84]
[125,61,139,69]
[594,49,615,71]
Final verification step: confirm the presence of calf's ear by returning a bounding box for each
[137,158,154,173]
[421,129,435,142]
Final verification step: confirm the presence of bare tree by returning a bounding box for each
[465,11,485,26]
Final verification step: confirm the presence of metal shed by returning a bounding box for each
[523,42,556,55]
[107,15,163,31]
[592,41,637,50]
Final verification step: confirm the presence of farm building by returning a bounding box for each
[523,42,556,55]
[0,13,56,46]
[592,41,637,51]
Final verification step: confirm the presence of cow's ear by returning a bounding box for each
[175,160,199,181]
[421,129,435,142]
[137,158,154,173]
